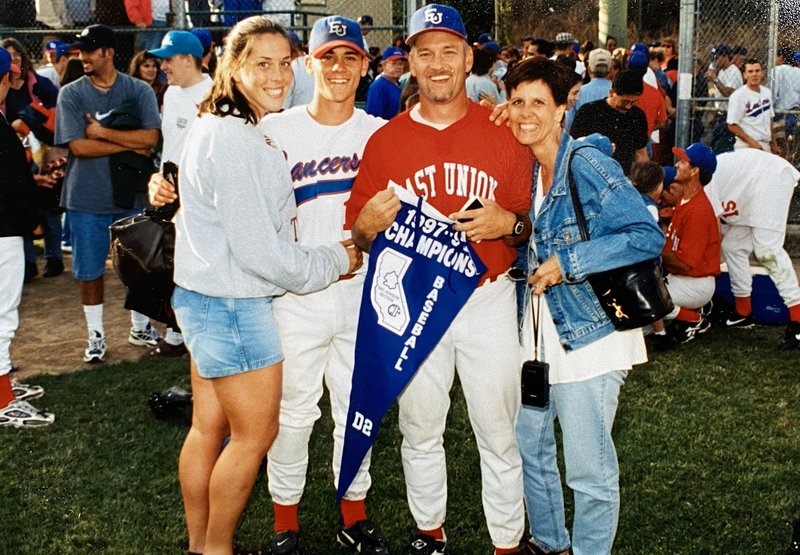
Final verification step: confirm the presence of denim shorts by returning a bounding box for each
[68,209,139,281]
[172,286,284,378]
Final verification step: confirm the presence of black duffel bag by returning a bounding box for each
[110,162,179,324]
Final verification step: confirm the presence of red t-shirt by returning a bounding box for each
[663,189,721,277]
[637,82,667,136]
[345,101,533,282]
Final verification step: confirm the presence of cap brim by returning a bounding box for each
[73,40,102,51]
[148,47,178,58]
[384,55,406,61]
[311,41,368,59]
[671,147,690,163]
[406,27,467,45]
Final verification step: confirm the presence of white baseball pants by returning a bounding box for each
[665,274,716,318]
[398,277,524,549]
[721,224,800,308]
[268,275,372,504]
[0,237,24,376]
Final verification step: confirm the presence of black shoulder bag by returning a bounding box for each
[566,151,674,330]
[110,161,180,324]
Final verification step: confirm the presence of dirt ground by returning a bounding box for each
[12,251,800,381]
[13,254,163,380]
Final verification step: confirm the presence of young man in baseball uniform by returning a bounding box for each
[662,143,721,344]
[705,148,800,350]
[346,5,532,554]
[260,17,388,555]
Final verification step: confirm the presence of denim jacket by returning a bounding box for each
[521,132,665,352]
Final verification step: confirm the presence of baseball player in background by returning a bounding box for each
[661,143,721,345]
[705,148,800,350]
[260,16,388,555]
[346,5,533,554]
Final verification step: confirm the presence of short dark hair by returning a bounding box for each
[471,46,496,76]
[612,69,644,96]
[556,54,576,71]
[358,14,373,25]
[504,56,573,106]
[743,58,763,69]
[630,161,664,195]
[532,38,554,58]
[698,168,713,186]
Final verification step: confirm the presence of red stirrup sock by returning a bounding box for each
[734,296,752,317]
[788,303,800,323]
[676,308,701,322]
[273,502,299,533]
[420,527,445,540]
[0,374,14,409]
[340,498,367,528]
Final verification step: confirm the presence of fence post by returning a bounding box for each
[174,0,187,29]
[675,0,696,149]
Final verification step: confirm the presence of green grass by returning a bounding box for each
[1,324,799,554]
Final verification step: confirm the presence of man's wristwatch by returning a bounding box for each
[511,213,526,237]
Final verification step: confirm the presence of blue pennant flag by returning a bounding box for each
[336,191,486,503]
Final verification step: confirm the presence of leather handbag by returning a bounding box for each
[110,162,179,321]
[565,151,674,330]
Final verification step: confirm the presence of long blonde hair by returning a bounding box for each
[197,16,289,125]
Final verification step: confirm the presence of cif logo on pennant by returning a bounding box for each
[328,19,347,36]
[423,7,443,24]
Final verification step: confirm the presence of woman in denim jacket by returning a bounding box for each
[504,58,664,555]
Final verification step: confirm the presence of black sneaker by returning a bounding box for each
[269,530,300,555]
[407,532,446,555]
[778,321,800,351]
[337,519,389,554]
[43,257,64,278]
[648,332,677,351]
[725,312,755,328]
[668,318,708,344]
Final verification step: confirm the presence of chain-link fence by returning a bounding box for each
[676,0,800,224]
[0,0,404,72]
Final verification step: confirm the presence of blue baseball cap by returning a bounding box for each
[0,46,15,78]
[483,41,500,54]
[190,28,213,51]
[45,39,62,52]
[661,166,677,188]
[711,44,731,58]
[286,31,303,47]
[382,46,406,61]
[149,30,204,59]
[309,16,367,59]
[673,143,717,175]
[55,43,72,61]
[477,32,492,44]
[406,4,467,45]
[627,49,649,70]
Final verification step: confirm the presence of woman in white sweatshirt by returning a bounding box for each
[171,16,362,555]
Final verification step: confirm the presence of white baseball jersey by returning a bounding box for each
[260,106,386,247]
[773,64,800,111]
[259,106,386,505]
[706,149,799,232]
[160,74,212,168]
[727,85,774,147]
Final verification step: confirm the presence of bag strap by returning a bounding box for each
[149,161,180,221]
[565,149,590,242]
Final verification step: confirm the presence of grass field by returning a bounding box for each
[1,323,799,554]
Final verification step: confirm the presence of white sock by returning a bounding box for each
[83,304,104,336]
[130,311,150,331]
[164,328,183,346]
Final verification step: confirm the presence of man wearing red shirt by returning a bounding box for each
[662,143,721,344]
[345,5,532,554]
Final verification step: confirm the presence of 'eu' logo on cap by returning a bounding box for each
[328,19,347,36]
[424,7,443,24]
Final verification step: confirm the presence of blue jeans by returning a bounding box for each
[516,370,627,555]
[23,209,63,263]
